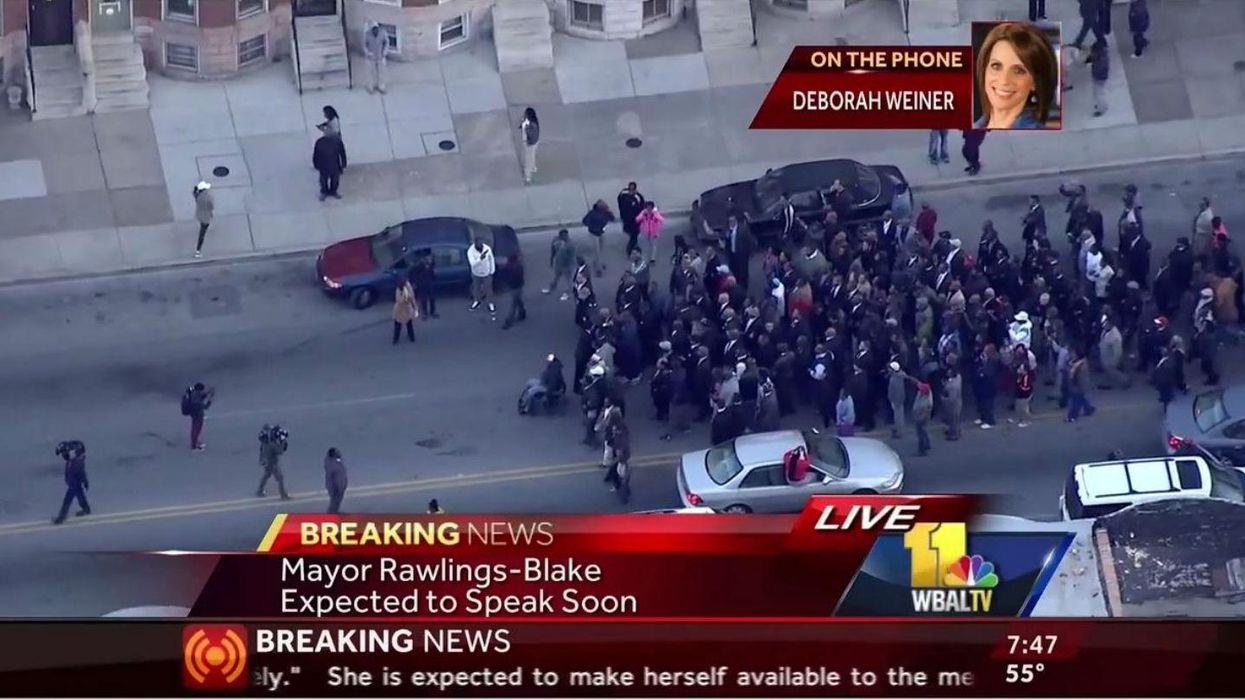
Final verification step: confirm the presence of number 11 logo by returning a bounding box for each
[903,522,967,588]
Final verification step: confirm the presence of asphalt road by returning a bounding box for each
[1,155,1242,616]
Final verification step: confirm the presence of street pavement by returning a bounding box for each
[1,156,1243,615]
[3,0,1245,282]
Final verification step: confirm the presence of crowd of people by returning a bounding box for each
[550,180,1243,475]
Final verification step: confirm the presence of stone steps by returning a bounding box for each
[697,0,755,50]
[29,45,87,120]
[493,0,554,72]
[293,14,349,91]
[91,33,149,114]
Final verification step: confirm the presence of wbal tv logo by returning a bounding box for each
[904,523,998,614]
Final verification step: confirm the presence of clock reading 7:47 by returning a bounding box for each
[1007,635,1058,656]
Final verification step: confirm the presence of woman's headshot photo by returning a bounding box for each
[971,21,1061,130]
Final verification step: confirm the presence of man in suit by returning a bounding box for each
[1022,194,1046,242]
[313,134,347,201]
[724,215,755,292]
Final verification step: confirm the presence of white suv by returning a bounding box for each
[1060,455,1245,521]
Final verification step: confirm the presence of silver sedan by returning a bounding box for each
[676,429,905,513]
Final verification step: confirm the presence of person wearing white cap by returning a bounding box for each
[887,361,908,439]
[1009,311,1033,349]
[192,181,214,258]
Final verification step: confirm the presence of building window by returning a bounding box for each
[237,0,266,19]
[375,23,400,55]
[642,0,671,23]
[165,42,198,71]
[363,0,400,5]
[773,0,809,8]
[569,0,604,30]
[238,34,267,67]
[165,0,197,22]
[438,14,468,50]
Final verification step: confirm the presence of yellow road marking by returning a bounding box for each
[255,513,288,552]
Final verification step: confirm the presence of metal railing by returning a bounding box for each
[338,6,352,89]
[24,40,36,115]
[291,6,304,94]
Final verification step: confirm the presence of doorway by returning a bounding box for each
[92,0,133,34]
[29,0,75,46]
[293,0,337,17]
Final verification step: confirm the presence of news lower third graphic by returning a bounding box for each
[183,625,249,691]
[834,523,1073,617]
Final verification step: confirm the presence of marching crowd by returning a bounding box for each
[550,180,1243,493]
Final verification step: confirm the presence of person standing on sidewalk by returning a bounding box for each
[961,129,985,175]
[543,229,577,300]
[392,278,417,345]
[467,238,496,316]
[636,201,665,265]
[363,24,389,94]
[313,134,346,201]
[411,252,438,319]
[1128,0,1150,58]
[501,257,527,330]
[582,200,615,278]
[181,382,214,451]
[193,181,213,259]
[52,441,90,525]
[518,108,540,184]
[927,129,949,164]
[1028,0,1046,21]
[323,447,348,514]
[1071,0,1107,50]
[1089,39,1110,117]
[316,105,347,163]
[617,182,646,256]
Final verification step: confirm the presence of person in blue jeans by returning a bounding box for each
[927,130,949,164]
[1066,350,1097,422]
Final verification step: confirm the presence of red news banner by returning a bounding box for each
[751,47,974,130]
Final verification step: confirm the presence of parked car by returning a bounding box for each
[1164,386,1245,467]
[676,429,904,514]
[690,159,911,245]
[1059,453,1245,521]
[631,507,718,514]
[315,217,522,309]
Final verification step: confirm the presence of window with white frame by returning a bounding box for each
[569,0,603,29]
[237,0,266,19]
[238,34,267,67]
[375,23,400,55]
[165,0,197,22]
[774,0,809,8]
[165,42,198,71]
[438,14,468,50]
[642,0,670,23]
[363,0,400,5]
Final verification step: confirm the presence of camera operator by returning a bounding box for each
[52,441,90,525]
[181,382,215,451]
[256,425,291,500]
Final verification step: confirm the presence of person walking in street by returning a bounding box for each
[256,425,290,500]
[928,129,949,164]
[1193,197,1215,260]
[962,129,986,175]
[636,200,665,264]
[1028,0,1046,21]
[501,256,527,330]
[313,133,346,201]
[324,447,348,514]
[181,382,214,451]
[582,200,615,277]
[973,346,1000,429]
[192,181,214,259]
[1066,349,1097,422]
[1071,0,1107,50]
[1128,0,1150,58]
[617,182,646,256]
[411,252,438,319]
[543,229,577,300]
[392,278,417,344]
[467,237,496,316]
[835,388,856,438]
[52,442,90,525]
[912,382,933,455]
[942,367,963,440]
[1089,39,1110,117]
[724,214,755,292]
[1010,363,1034,428]
[1097,316,1129,389]
[602,418,632,503]
[518,107,540,184]
[887,361,907,438]
[1022,194,1046,242]
[363,23,389,94]
[427,499,446,514]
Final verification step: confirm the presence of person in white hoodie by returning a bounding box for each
[467,238,496,315]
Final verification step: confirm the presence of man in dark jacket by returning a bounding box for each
[582,200,615,277]
[324,448,348,514]
[313,135,347,201]
[1071,0,1107,49]
[182,382,214,451]
[52,443,90,525]
[710,397,743,445]
[617,182,645,256]
[724,215,755,292]
[500,261,527,330]
[411,253,438,319]
[1089,39,1111,117]
[1021,195,1046,242]
[1129,0,1150,57]
[961,129,986,176]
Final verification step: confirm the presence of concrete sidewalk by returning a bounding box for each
[1,0,1243,285]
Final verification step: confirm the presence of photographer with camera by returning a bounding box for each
[256,425,291,500]
[52,441,90,525]
[180,382,215,451]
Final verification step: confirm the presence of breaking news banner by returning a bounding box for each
[1,497,1243,697]
[750,21,1063,131]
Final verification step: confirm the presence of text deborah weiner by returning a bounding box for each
[751,47,975,130]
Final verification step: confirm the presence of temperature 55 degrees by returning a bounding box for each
[1004,663,1045,684]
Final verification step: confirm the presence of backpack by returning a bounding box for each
[180,389,193,416]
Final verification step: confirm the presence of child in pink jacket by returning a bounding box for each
[636,201,665,264]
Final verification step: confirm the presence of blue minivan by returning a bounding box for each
[315,216,522,309]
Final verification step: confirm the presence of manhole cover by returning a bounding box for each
[438,139,456,151]
[625,138,643,148]
[1234,60,1245,73]
[212,166,230,177]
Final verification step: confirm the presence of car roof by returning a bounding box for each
[734,430,804,467]
[1074,457,1212,504]
[774,159,865,192]
[400,217,471,247]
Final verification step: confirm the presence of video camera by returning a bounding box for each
[55,440,85,460]
[258,425,289,453]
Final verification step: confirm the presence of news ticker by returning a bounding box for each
[0,621,1242,696]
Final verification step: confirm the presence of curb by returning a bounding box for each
[3,148,1244,289]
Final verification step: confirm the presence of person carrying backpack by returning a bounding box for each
[181,382,215,451]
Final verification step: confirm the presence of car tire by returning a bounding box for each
[723,504,752,514]
[350,287,377,310]
[852,489,878,495]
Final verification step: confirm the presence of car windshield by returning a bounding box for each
[705,442,744,485]
[1194,390,1229,432]
[855,162,882,203]
[1208,466,1245,502]
[369,226,406,270]
[801,430,848,478]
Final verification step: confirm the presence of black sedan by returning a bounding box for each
[690,159,912,244]
[315,216,522,309]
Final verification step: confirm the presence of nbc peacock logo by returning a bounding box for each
[944,554,999,588]
[904,523,997,613]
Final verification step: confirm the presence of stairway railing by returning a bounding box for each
[24,39,36,115]
[338,5,352,90]
[291,2,304,94]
